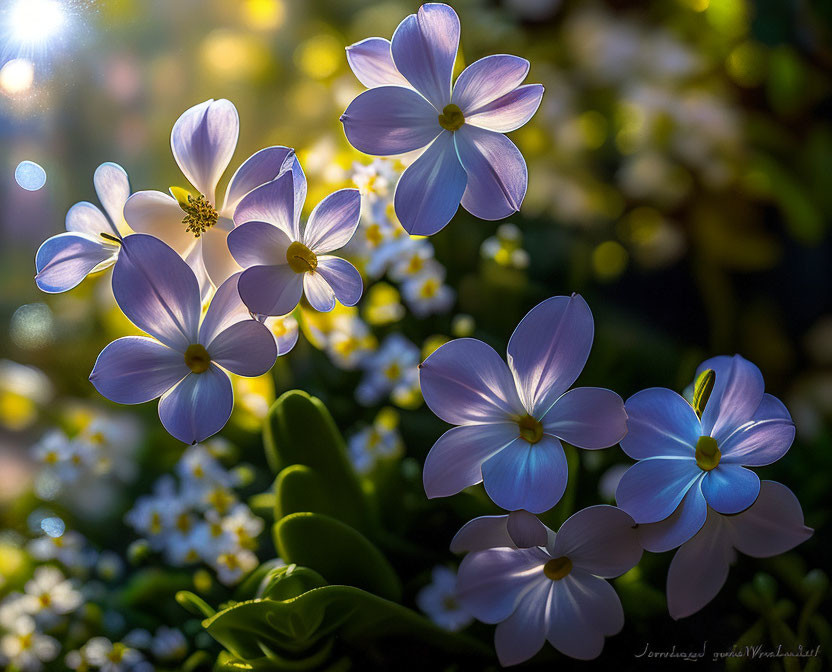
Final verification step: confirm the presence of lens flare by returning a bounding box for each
[8,0,66,46]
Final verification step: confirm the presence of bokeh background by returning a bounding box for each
[0,0,830,670]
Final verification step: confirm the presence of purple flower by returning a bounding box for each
[123,99,295,289]
[226,162,363,316]
[615,355,795,551]
[35,163,131,293]
[89,234,277,444]
[419,294,627,513]
[341,2,544,236]
[647,481,812,620]
[455,506,642,664]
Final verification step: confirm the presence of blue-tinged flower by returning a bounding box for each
[420,294,627,514]
[341,2,544,236]
[356,333,421,406]
[89,235,277,445]
[416,566,473,632]
[227,162,363,316]
[123,99,295,289]
[615,355,796,551]
[35,163,131,293]
[455,506,642,664]
[649,481,812,619]
[401,262,455,317]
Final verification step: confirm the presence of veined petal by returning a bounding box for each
[701,464,760,514]
[199,273,253,346]
[637,479,708,553]
[89,336,187,404]
[314,257,362,307]
[201,220,241,288]
[303,189,361,254]
[237,265,304,317]
[620,388,701,460]
[221,146,295,216]
[551,506,641,578]
[233,171,296,240]
[65,202,111,237]
[450,515,514,553]
[123,191,195,255]
[35,233,116,294]
[494,580,550,666]
[506,295,594,418]
[423,423,519,499]
[719,394,794,466]
[542,387,627,449]
[303,272,336,312]
[341,86,440,156]
[465,84,544,133]
[394,131,467,235]
[227,220,293,268]
[615,457,702,524]
[113,234,201,350]
[93,162,131,235]
[419,338,524,425]
[391,3,459,109]
[207,320,276,377]
[482,435,568,514]
[289,157,306,240]
[697,355,765,443]
[171,99,239,203]
[455,124,527,220]
[452,54,530,113]
[158,365,233,444]
[346,37,411,88]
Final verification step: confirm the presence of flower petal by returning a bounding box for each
[288,157,306,240]
[455,124,527,220]
[303,189,361,254]
[728,481,813,557]
[390,3,459,108]
[232,171,296,240]
[620,387,701,460]
[637,479,708,553]
[615,457,702,524]
[171,99,239,203]
[237,264,303,317]
[123,191,196,255]
[313,257,363,307]
[482,435,567,514]
[65,201,113,237]
[419,338,524,425]
[506,294,594,418]
[346,37,411,89]
[35,233,116,294]
[551,506,641,578]
[302,271,336,312]
[222,146,295,216]
[199,273,252,345]
[93,162,131,234]
[667,514,732,619]
[113,234,202,350]
[456,546,547,624]
[494,580,550,666]
[393,131,467,236]
[465,84,544,133]
[206,320,276,377]
[719,394,794,466]
[452,55,530,113]
[423,423,519,499]
[264,315,299,356]
[701,464,760,514]
[506,510,549,549]
[158,365,233,444]
[341,86,440,156]
[542,387,627,449]
[450,515,514,553]
[227,220,293,268]
[697,355,765,443]
[201,220,241,288]
[89,336,187,404]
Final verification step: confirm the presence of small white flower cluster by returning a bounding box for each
[125,440,264,586]
[356,334,422,408]
[480,223,530,270]
[65,637,149,672]
[415,566,473,632]
[347,407,405,475]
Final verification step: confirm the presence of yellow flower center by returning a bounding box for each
[419,278,440,299]
[438,103,465,132]
[38,593,51,608]
[517,414,543,444]
[184,344,211,374]
[384,362,401,381]
[543,556,572,581]
[172,186,218,238]
[286,241,318,274]
[695,435,721,471]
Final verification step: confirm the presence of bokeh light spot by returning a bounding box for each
[0,58,34,95]
[295,34,342,79]
[242,0,285,31]
[14,160,46,191]
[40,516,65,538]
[10,303,55,349]
[592,241,628,281]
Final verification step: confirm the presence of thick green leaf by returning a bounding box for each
[275,465,346,524]
[274,513,401,601]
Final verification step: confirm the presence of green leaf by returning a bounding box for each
[176,591,216,619]
[274,513,401,601]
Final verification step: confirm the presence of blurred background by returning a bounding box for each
[0,0,830,670]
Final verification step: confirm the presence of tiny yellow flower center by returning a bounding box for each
[366,223,384,246]
[218,552,240,570]
[517,414,543,444]
[107,644,126,663]
[44,450,59,465]
[18,632,33,650]
[438,103,465,132]
[543,556,572,581]
[384,362,401,381]
[176,513,192,533]
[286,241,318,274]
[419,278,440,299]
[695,435,721,471]
[150,511,162,535]
[38,593,51,608]
[172,186,218,238]
[184,344,211,374]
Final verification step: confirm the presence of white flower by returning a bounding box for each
[21,567,82,620]
[221,504,264,551]
[416,566,473,632]
[401,264,455,318]
[176,444,233,507]
[82,637,143,672]
[150,627,187,662]
[387,238,435,282]
[348,408,404,475]
[26,531,87,569]
[356,334,421,406]
[325,314,376,370]
[210,544,258,586]
[0,616,59,671]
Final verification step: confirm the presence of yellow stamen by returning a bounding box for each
[418,278,440,299]
[172,186,218,238]
[517,414,543,444]
[286,241,318,273]
[438,104,465,132]
[184,344,211,374]
[695,435,721,471]
[543,557,572,580]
